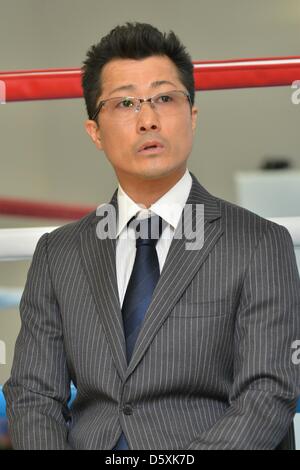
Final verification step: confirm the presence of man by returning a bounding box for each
[4,22,300,450]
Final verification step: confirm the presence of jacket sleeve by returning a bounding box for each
[186,223,300,450]
[3,233,72,450]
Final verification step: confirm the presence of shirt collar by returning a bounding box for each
[116,168,192,238]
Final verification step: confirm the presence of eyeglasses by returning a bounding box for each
[91,90,191,121]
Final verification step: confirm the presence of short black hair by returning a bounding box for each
[81,22,195,121]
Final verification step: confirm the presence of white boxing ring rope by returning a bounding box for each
[0,226,59,261]
[0,217,300,262]
[0,217,299,308]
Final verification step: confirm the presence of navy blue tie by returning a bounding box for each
[113,214,162,450]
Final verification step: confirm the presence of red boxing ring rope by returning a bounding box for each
[0,197,94,221]
[0,55,300,220]
[0,56,300,102]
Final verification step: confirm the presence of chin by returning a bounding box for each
[136,166,175,180]
[140,160,186,179]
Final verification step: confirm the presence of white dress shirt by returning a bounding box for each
[116,168,192,307]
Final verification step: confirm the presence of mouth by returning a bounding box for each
[137,141,165,155]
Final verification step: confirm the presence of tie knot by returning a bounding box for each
[132,214,163,248]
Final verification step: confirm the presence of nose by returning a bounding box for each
[136,102,161,133]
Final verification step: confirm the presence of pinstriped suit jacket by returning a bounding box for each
[3,172,300,450]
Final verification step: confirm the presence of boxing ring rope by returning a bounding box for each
[0,226,58,261]
[0,197,93,221]
[0,217,299,262]
[1,56,300,102]
[1,55,300,431]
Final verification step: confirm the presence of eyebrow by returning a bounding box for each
[108,80,177,97]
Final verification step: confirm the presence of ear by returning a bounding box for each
[84,119,103,150]
[191,106,198,135]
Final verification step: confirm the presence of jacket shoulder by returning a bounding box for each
[45,209,97,250]
[215,195,290,239]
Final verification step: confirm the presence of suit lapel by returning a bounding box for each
[78,191,128,381]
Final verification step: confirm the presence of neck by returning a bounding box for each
[117,167,187,208]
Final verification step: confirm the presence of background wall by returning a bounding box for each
[0,0,299,448]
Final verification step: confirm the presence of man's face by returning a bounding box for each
[85,55,198,182]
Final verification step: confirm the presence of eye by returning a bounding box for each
[117,98,135,109]
[157,94,173,103]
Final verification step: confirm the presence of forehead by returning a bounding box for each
[100,56,182,96]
